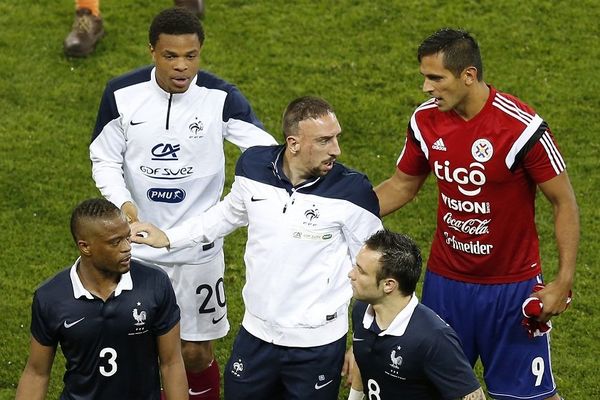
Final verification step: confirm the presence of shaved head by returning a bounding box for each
[70,198,124,243]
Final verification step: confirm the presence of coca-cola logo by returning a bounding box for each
[443,212,490,235]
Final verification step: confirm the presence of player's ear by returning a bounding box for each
[149,44,156,62]
[78,240,92,256]
[286,136,299,153]
[383,278,398,294]
[463,66,478,85]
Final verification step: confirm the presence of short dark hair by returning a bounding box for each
[282,96,335,139]
[364,229,422,296]
[70,198,122,243]
[149,7,205,47]
[417,28,483,80]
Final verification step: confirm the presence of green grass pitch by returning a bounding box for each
[0,0,598,398]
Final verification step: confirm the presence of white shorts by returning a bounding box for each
[157,250,230,341]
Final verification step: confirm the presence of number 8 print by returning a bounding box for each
[367,378,381,400]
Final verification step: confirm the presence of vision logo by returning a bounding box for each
[151,143,180,161]
[147,188,186,203]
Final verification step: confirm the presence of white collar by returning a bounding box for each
[69,258,133,299]
[361,294,419,336]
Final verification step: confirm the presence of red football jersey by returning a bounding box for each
[398,86,565,284]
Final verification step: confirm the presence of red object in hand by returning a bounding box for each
[522,283,545,318]
[521,283,572,338]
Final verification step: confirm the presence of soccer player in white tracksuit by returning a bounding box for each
[131,96,384,400]
[89,8,276,399]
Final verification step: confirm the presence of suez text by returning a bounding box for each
[140,165,193,178]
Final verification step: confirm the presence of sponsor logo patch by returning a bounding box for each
[63,317,85,329]
[314,376,333,390]
[432,138,447,151]
[443,232,493,255]
[434,160,486,197]
[441,193,491,214]
[140,165,194,180]
[151,143,180,161]
[147,188,186,203]
[443,212,490,235]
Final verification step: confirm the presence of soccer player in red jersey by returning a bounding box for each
[376,28,579,400]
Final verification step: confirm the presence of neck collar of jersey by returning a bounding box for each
[362,294,419,337]
[70,258,134,299]
[270,145,322,190]
[150,67,198,98]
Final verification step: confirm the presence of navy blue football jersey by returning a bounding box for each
[351,299,480,399]
[31,260,180,400]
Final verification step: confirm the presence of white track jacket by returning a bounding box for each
[167,145,383,347]
[90,66,276,265]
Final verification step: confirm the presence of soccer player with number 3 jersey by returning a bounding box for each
[376,29,579,399]
[15,198,187,400]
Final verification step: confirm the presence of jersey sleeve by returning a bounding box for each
[396,122,431,176]
[522,128,566,183]
[89,85,133,209]
[222,87,277,151]
[423,325,481,399]
[165,175,249,248]
[340,177,383,261]
[152,270,181,336]
[30,291,58,347]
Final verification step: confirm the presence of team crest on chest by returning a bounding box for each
[304,207,320,223]
[384,345,406,380]
[188,117,204,139]
[471,139,493,162]
[128,302,149,335]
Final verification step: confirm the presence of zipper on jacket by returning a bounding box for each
[166,93,173,130]
[282,189,297,213]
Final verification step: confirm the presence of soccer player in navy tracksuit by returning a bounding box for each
[347,229,484,400]
[15,198,187,400]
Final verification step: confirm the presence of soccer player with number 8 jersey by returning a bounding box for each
[348,230,484,399]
